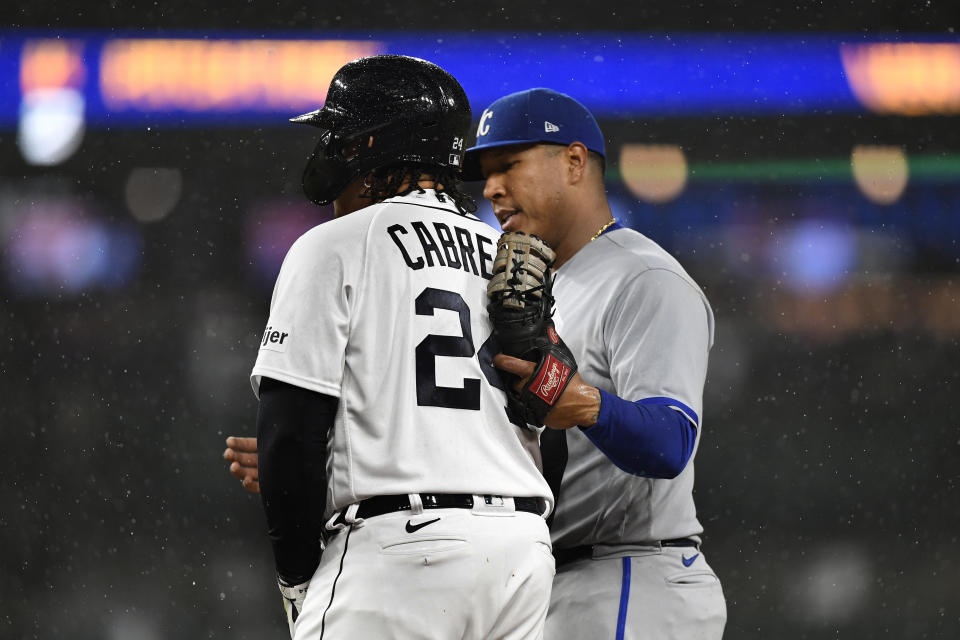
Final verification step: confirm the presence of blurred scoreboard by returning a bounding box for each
[1,30,959,127]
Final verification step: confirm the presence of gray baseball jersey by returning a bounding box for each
[250,189,552,520]
[549,226,715,548]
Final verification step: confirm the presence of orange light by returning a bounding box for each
[100,39,381,111]
[21,40,86,92]
[841,43,960,115]
[850,145,909,205]
[619,144,688,203]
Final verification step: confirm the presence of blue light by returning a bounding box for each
[1,30,955,128]
[3,201,141,295]
[776,220,857,292]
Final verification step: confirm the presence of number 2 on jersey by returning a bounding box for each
[414,288,481,409]
[414,287,508,410]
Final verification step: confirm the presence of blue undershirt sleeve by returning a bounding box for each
[579,388,698,479]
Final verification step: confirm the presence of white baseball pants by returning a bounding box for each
[293,497,554,639]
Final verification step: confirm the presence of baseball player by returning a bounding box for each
[464,88,727,639]
[226,87,727,639]
[251,56,554,639]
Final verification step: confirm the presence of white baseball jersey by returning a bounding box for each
[251,189,551,519]
[549,226,715,547]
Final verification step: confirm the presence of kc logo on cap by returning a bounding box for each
[477,109,494,138]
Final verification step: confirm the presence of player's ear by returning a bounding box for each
[565,142,589,184]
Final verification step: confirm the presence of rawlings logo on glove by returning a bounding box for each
[487,231,578,427]
[531,354,570,404]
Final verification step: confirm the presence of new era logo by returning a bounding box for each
[544,121,559,133]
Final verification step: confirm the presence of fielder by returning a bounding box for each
[465,88,727,640]
[250,56,555,639]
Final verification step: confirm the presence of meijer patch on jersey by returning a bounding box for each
[260,325,291,353]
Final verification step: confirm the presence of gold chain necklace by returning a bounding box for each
[590,218,616,242]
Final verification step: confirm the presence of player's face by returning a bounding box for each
[479,145,567,246]
[330,138,374,217]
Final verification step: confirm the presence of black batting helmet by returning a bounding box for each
[291,55,472,206]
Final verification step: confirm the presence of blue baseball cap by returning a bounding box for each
[461,88,606,181]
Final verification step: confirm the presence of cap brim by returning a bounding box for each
[461,138,544,181]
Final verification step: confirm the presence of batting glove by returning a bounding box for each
[278,577,310,638]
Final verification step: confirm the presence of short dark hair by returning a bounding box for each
[544,144,606,180]
[588,150,606,178]
[362,163,477,214]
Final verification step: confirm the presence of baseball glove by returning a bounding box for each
[487,231,578,427]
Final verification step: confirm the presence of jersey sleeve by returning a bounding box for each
[250,221,365,398]
[603,268,713,426]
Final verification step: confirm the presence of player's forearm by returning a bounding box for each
[580,389,696,478]
[257,377,335,584]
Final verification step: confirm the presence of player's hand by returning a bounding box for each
[493,354,601,430]
[223,436,260,494]
[278,577,309,638]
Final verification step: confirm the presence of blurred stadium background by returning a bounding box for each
[2,2,958,638]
